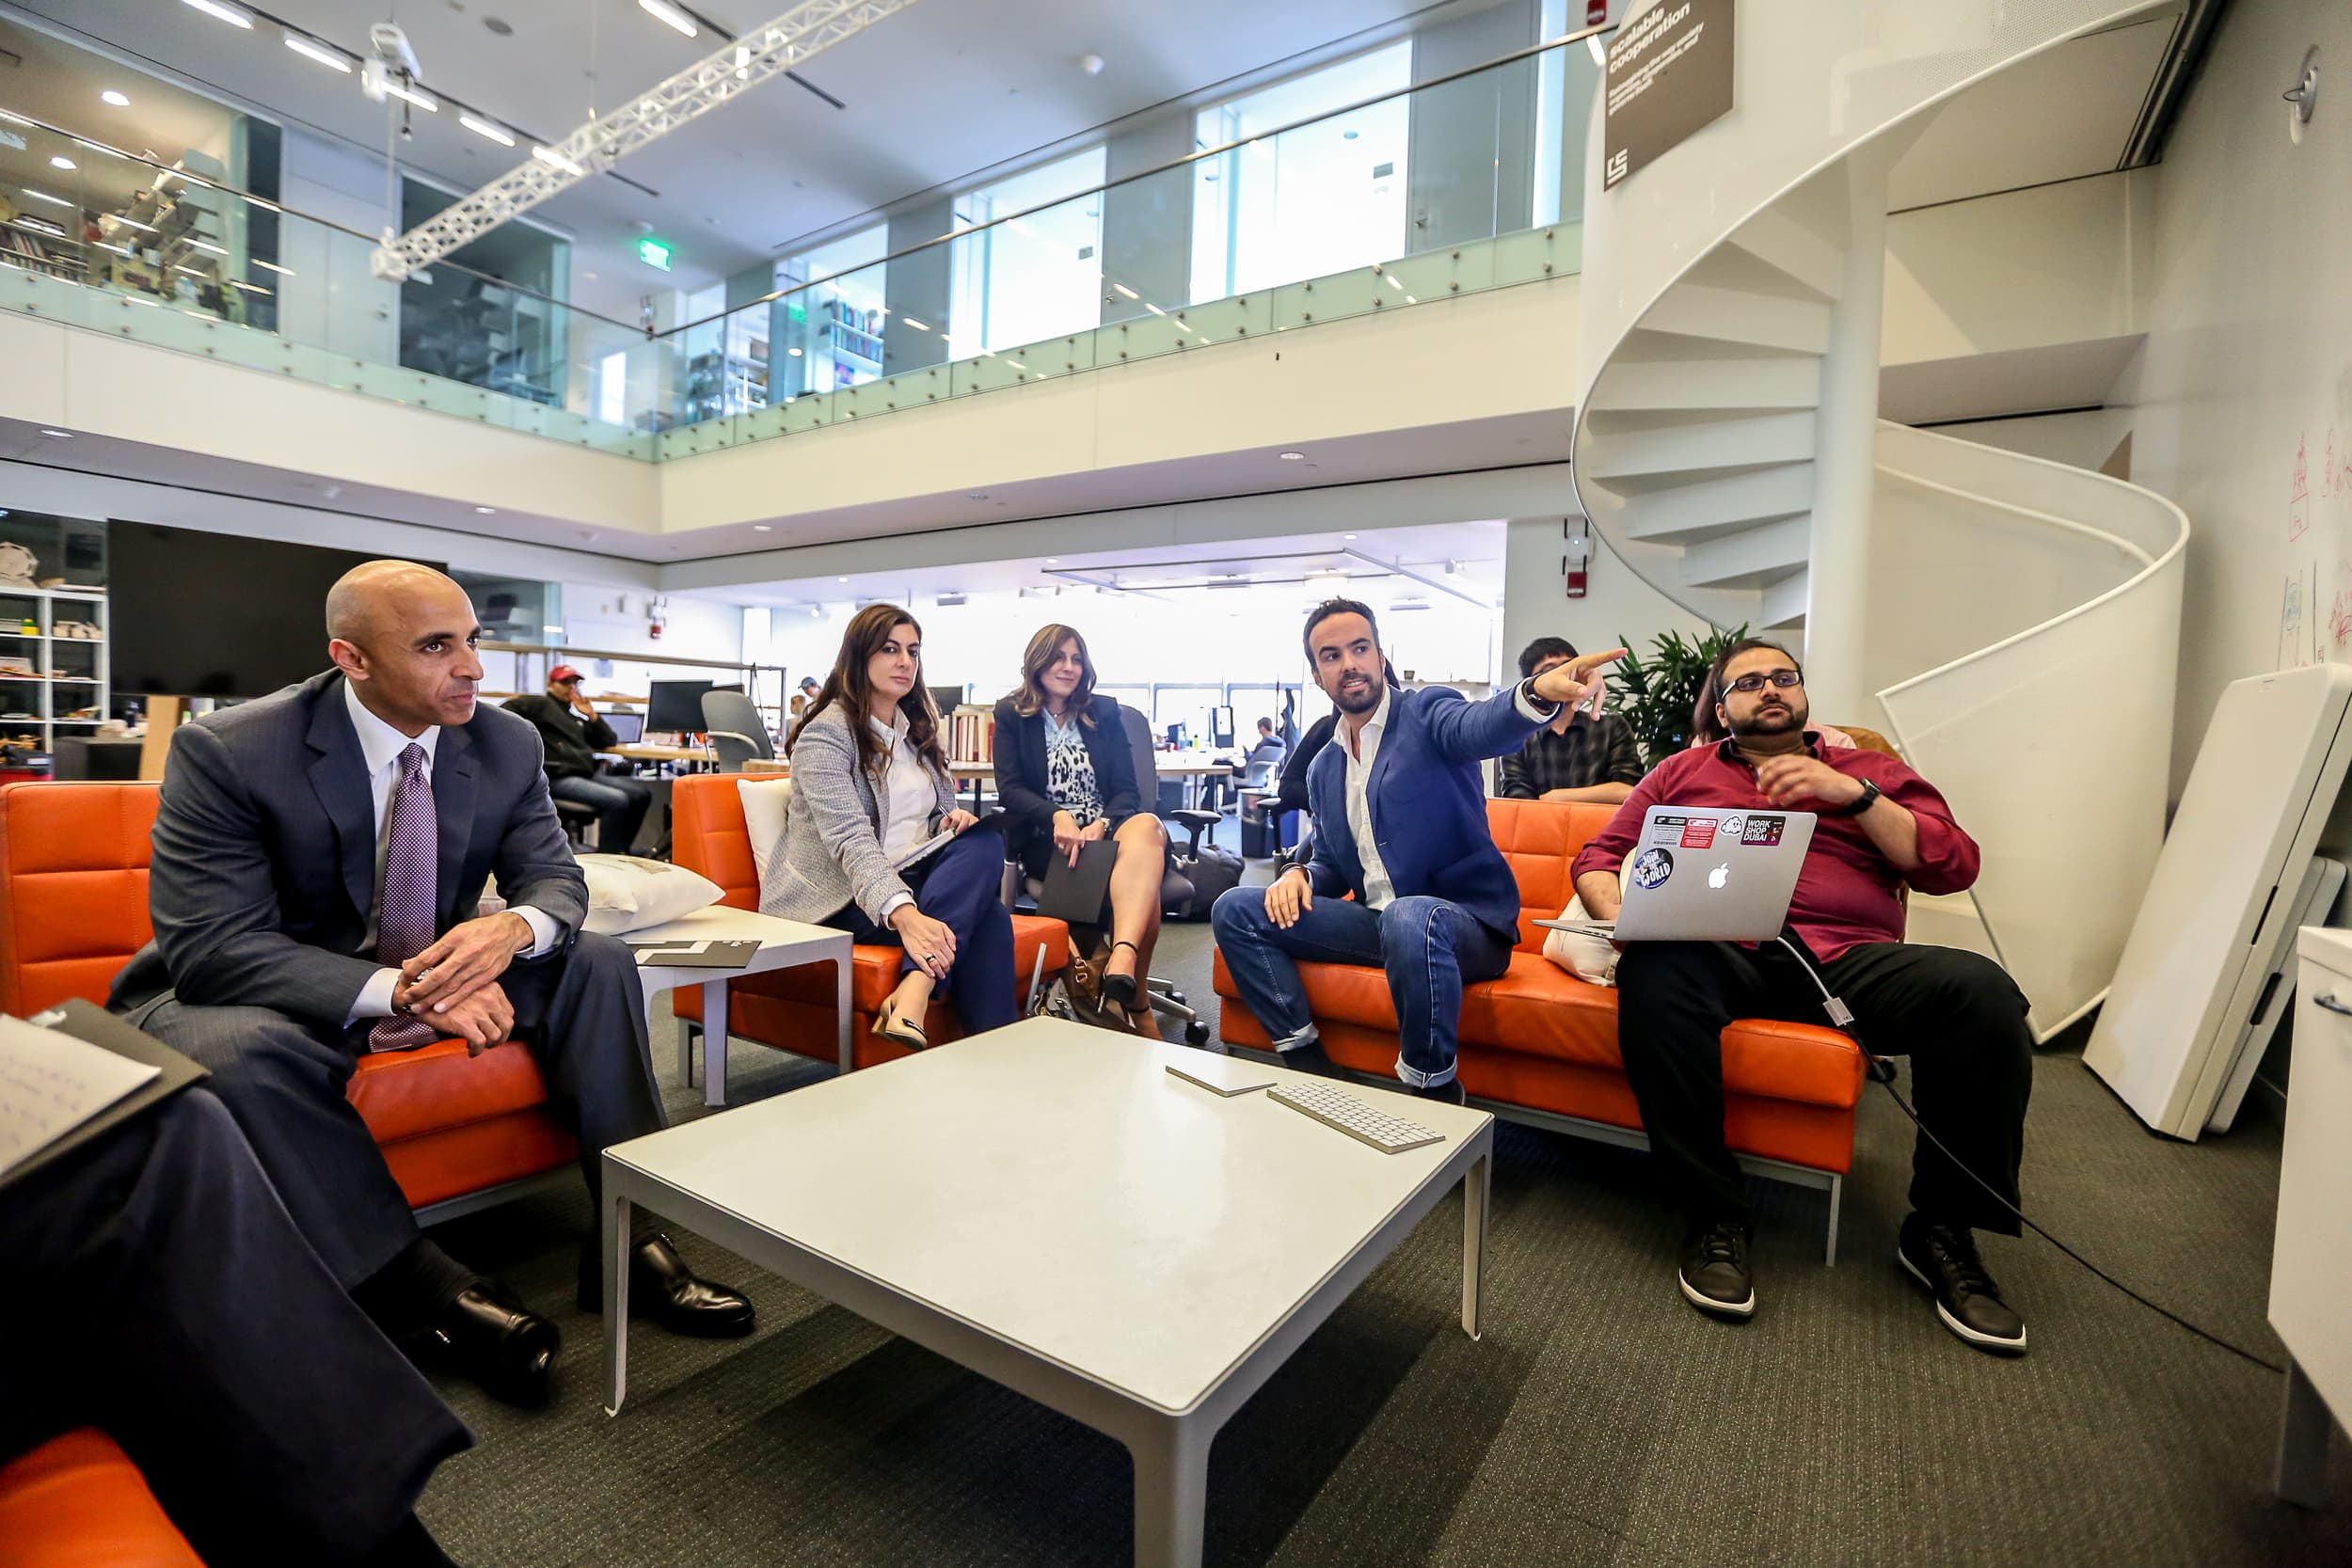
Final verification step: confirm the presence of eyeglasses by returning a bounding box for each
[1725,669,1803,695]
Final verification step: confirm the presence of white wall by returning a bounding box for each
[508,584,747,706]
[2116,0,2352,789]
[276,127,401,366]
[1923,409,2135,472]
[1499,515,1710,683]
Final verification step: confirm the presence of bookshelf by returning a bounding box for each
[0,585,111,755]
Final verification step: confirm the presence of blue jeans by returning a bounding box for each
[1211,886,1514,1087]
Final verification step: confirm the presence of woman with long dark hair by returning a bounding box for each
[762,603,1016,1050]
[993,625,1169,1033]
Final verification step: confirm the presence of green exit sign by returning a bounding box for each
[636,236,674,271]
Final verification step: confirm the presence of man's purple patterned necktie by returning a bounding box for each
[369,742,440,1053]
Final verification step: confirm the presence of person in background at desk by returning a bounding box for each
[501,664,653,853]
[1497,636,1645,805]
[762,603,1016,1052]
[788,674,819,725]
[1247,716,1287,770]
[993,624,1168,1036]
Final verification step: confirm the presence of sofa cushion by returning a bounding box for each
[346,1037,556,1144]
[0,1429,203,1568]
[0,783,161,1016]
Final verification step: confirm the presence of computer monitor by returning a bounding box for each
[603,710,644,744]
[1165,721,1190,752]
[927,683,965,716]
[646,680,717,734]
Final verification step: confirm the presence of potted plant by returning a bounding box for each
[1610,624,1750,768]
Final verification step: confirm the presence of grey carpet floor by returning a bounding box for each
[412,889,2352,1567]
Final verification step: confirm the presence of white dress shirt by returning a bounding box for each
[1336,681,1562,913]
[344,680,559,1022]
[871,712,940,923]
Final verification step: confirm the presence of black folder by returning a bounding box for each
[1037,838,1120,926]
[2,998,208,1195]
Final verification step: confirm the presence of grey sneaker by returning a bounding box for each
[1678,1218,1756,1319]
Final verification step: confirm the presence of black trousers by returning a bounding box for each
[821,828,1019,1035]
[1613,940,2033,1234]
[124,931,664,1290]
[0,1088,470,1564]
[550,772,654,853]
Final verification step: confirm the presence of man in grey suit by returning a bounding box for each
[111,562,752,1407]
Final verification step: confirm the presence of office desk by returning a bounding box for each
[602,743,713,767]
[946,756,1232,813]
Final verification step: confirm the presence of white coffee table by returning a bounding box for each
[623,904,854,1107]
[598,1018,1494,1567]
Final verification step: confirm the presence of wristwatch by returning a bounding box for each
[1837,778,1883,816]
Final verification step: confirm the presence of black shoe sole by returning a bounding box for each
[1677,1272,1755,1320]
[1898,1247,2027,1354]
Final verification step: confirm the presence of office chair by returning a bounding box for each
[700,689,775,773]
[1001,705,1213,1045]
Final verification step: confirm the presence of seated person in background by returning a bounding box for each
[111,562,753,1412]
[1498,636,1645,804]
[502,664,652,852]
[1213,599,1623,1102]
[2,1085,471,1567]
[763,603,1015,1051]
[1247,716,1287,769]
[1571,638,2032,1353]
[993,625,1169,1036]
[788,674,819,724]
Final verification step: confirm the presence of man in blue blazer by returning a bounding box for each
[1213,599,1623,1102]
[109,561,752,1408]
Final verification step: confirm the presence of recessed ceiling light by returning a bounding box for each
[639,0,699,37]
[753,524,772,531]
[474,506,496,515]
[49,155,74,171]
[39,429,72,438]
[837,576,850,582]
[1343,533,1357,540]
[1046,558,1059,564]
[787,346,803,356]
[180,0,254,27]
[101,90,131,107]
[1279,451,1306,460]
[254,260,294,277]
[21,189,72,208]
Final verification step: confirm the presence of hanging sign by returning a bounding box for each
[1601,0,1735,191]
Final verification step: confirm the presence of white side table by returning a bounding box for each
[624,905,853,1107]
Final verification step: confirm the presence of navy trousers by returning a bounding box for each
[820,828,1020,1035]
[0,1088,469,1564]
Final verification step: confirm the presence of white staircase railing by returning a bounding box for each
[1569,0,2188,1035]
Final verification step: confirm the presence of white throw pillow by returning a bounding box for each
[1541,897,1619,988]
[738,776,793,883]
[578,855,723,935]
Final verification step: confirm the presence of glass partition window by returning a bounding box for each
[776,223,888,400]
[1189,41,1412,303]
[398,177,570,407]
[950,146,1107,354]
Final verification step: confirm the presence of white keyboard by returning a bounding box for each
[1269,1081,1445,1153]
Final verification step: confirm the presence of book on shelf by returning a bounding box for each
[946,705,994,766]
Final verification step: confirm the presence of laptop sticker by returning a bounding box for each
[1630,847,1675,890]
[1645,814,1687,847]
[1740,816,1786,847]
[1721,815,1745,836]
[1680,819,1717,849]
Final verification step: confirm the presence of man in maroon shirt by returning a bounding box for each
[1571,639,2033,1354]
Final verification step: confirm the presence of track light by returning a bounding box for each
[459,115,516,147]
[532,146,585,176]
[283,32,353,71]
[179,0,254,27]
[639,0,699,38]
[380,79,437,111]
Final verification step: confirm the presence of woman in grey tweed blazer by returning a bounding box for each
[764,604,1017,1050]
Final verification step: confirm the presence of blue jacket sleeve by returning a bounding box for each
[1417,684,1552,768]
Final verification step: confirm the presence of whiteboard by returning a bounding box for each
[2084,664,2352,1137]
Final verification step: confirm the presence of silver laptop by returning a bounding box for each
[1539,806,1817,942]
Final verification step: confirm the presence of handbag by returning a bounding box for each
[1029,931,1134,1033]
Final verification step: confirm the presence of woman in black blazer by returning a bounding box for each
[993,624,1169,1033]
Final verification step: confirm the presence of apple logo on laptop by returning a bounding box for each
[1708,863,1731,889]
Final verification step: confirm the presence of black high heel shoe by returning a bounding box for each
[1100,940,1142,1013]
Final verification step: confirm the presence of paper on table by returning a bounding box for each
[0,1013,162,1178]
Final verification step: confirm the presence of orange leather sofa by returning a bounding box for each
[0,1429,203,1568]
[667,773,1071,1072]
[1213,797,1867,1259]
[0,781,579,1218]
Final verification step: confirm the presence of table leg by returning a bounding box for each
[675,1016,696,1088]
[703,977,730,1108]
[1462,1146,1490,1341]
[602,1180,633,1417]
[835,947,853,1075]
[2276,1354,2334,1507]
[1127,1418,1210,1568]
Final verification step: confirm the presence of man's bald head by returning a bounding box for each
[326,560,467,645]
[326,561,485,736]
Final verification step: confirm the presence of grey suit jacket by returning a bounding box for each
[761,703,955,925]
[109,669,589,1031]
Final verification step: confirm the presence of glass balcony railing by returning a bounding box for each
[0,28,1598,463]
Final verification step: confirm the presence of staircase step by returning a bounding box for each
[1581,411,1816,483]
[1640,284,1834,355]
[1677,515,1813,590]
[1606,463,1816,543]
[1759,571,1811,630]
[1587,355,1821,416]
[1724,204,1847,301]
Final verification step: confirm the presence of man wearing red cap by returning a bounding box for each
[503,665,652,853]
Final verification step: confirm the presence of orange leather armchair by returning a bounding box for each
[1212,797,1867,1260]
[667,774,1071,1071]
[0,1429,203,1568]
[0,781,578,1218]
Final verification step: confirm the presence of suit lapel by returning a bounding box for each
[1363,691,1400,854]
[432,723,478,930]
[305,684,380,926]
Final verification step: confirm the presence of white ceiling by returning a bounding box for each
[8,0,1451,317]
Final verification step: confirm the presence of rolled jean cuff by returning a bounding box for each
[1392,1054,1454,1090]
[1273,1023,1321,1054]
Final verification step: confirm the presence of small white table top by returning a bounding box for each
[605,1018,1490,1414]
[623,903,848,991]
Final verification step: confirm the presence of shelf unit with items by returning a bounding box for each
[0,586,110,755]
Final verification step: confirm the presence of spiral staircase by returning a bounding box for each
[1570,0,2191,1037]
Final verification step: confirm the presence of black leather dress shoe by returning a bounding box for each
[420,1282,559,1407]
[1411,1078,1468,1106]
[580,1234,755,1338]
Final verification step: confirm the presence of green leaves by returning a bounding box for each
[1610,623,1748,768]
